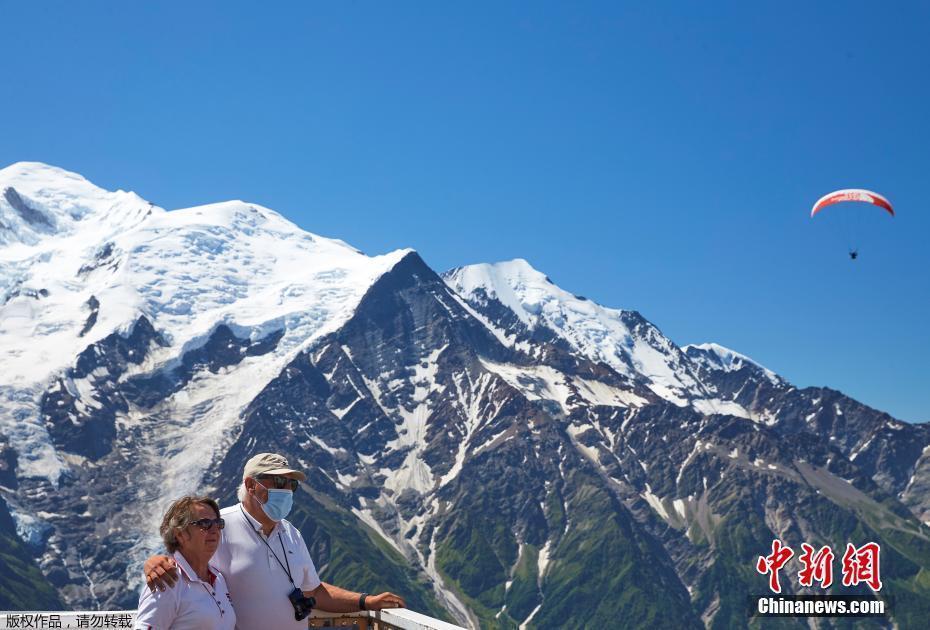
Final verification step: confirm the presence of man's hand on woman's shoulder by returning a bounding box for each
[144,554,178,592]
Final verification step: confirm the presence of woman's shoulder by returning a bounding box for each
[137,578,183,605]
[135,578,182,627]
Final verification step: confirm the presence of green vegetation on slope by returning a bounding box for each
[535,473,702,629]
[0,499,64,610]
[435,468,703,629]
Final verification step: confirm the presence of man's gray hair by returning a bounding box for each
[160,496,220,553]
[237,477,253,503]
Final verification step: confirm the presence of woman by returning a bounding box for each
[135,496,236,629]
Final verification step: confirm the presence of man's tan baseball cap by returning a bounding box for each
[243,453,307,481]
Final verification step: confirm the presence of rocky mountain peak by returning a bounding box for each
[683,342,783,386]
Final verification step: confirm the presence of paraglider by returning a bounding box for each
[810,189,894,260]
[810,189,894,218]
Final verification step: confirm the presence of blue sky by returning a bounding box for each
[2,2,928,421]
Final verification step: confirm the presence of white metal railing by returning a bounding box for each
[312,609,466,629]
[0,609,466,630]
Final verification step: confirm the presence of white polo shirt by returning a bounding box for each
[212,503,321,630]
[135,551,236,630]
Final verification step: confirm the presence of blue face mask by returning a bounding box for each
[257,484,293,521]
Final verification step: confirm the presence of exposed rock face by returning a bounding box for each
[3,187,55,231]
[40,317,167,460]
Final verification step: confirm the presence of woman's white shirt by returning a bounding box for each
[134,551,236,629]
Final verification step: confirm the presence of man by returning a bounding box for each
[145,453,405,629]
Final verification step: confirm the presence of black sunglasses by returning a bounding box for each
[190,518,225,531]
[258,474,299,492]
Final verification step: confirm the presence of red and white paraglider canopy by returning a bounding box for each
[810,189,894,218]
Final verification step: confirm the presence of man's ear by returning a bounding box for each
[175,527,190,548]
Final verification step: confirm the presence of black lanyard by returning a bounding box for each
[240,505,297,588]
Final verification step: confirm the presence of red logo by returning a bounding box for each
[757,540,882,593]
[841,542,882,591]
[756,539,794,594]
[798,543,834,588]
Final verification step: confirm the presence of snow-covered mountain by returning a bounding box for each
[1,162,409,481]
[2,163,930,627]
[444,260,787,422]
[444,260,706,402]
